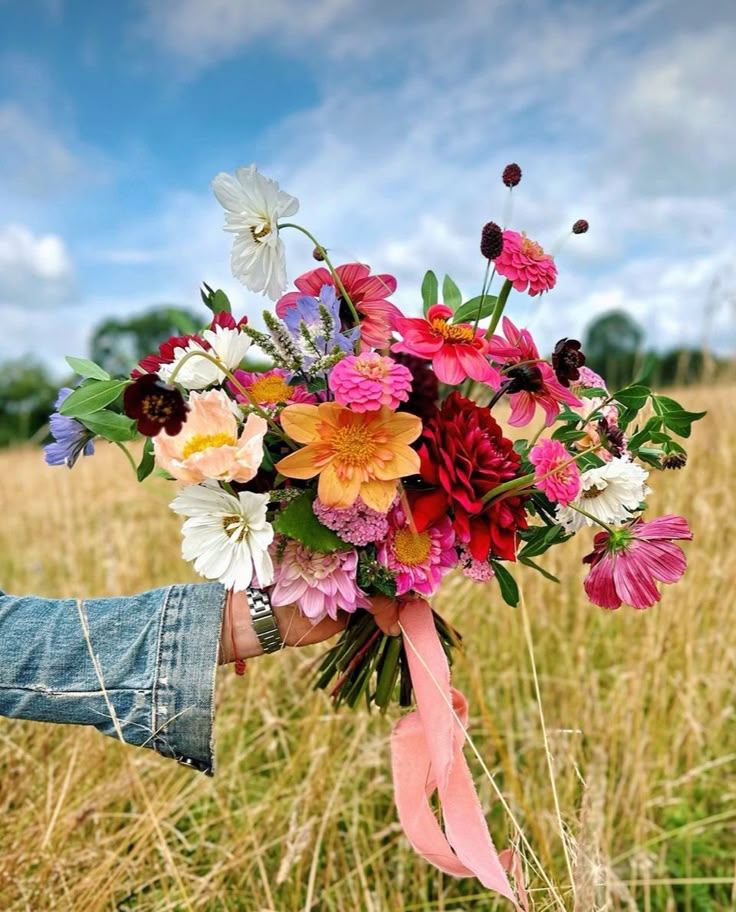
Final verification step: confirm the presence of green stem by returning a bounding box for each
[278,222,362,327]
[485,278,513,338]
[115,441,138,475]
[570,504,618,534]
[482,472,535,504]
[471,260,493,335]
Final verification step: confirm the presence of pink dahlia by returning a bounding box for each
[328,352,412,411]
[228,368,316,410]
[529,438,580,506]
[377,505,457,597]
[313,495,393,546]
[582,515,693,610]
[392,304,499,386]
[489,316,581,427]
[269,539,369,623]
[276,262,400,349]
[492,229,557,296]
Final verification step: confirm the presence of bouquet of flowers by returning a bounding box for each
[47,161,704,902]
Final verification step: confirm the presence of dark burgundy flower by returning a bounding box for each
[572,219,589,235]
[123,373,189,437]
[393,352,439,422]
[506,364,544,394]
[597,416,626,458]
[552,338,586,387]
[661,452,687,470]
[502,162,522,188]
[410,392,527,562]
[480,221,504,260]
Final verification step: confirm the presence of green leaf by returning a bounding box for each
[442,274,462,312]
[519,523,567,560]
[551,426,588,444]
[452,294,498,324]
[80,410,137,442]
[651,395,706,438]
[65,356,111,381]
[272,490,347,552]
[201,283,232,315]
[137,437,155,482]
[627,415,663,451]
[579,387,608,399]
[421,270,438,317]
[59,379,130,418]
[614,384,650,410]
[491,561,519,607]
[519,556,560,583]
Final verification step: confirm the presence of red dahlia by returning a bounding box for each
[410,392,527,561]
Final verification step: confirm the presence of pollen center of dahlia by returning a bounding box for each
[248,375,293,403]
[330,424,377,466]
[431,319,474,343]
[520,234,546,260]
[393,528,432,566]
[581,483,605,499]
[182,432,236,459]
[222,514,248,542]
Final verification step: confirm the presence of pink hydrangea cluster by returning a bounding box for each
[269,539,369,623]
[313,495,393,546]
[493,229,557,296]
[377,506,457,596]
[459,549,496,582]
[529,438,580,506]
[328,352,412,412]
[574,366,608,392]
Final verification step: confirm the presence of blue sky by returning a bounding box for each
[1,0,734,374]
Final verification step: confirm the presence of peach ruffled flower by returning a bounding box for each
[275,402,421,511]
[154,389,266,484]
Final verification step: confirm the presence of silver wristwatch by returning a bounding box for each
[247,588,283,653]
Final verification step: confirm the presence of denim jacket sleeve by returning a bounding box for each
[0,583,226,775]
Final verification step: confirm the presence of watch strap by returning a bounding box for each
[247,588,283,654]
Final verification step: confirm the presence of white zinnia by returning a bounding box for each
[212,164,299,300]
[158,325,252,390]
[556,457,650,533]
[171,481,274,591]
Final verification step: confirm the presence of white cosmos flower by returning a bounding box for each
[170,481,274,591]
[212,164,299,301]
[556,457,650,533]
[158,325,252,390]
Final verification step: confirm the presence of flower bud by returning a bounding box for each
[312,246,326,261]
[661,452,687,470]
[572,219,589,235]
[502,163,522,188]
[480,221,504,260]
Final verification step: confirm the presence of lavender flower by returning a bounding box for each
[44,388,95,468]
[282,284,358,368]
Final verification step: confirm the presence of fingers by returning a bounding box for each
[366,595,401,636]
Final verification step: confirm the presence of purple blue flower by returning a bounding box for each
[44,388,95,468]
[282,283,358,367]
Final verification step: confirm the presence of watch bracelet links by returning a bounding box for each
[247,587,283,653]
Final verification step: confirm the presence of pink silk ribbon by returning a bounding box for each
[390,597,527,909]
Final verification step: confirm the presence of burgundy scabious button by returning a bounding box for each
[480,221,504,260]
[502,162,522,188]
[552,338,586,386]
[123,373,189,437]
[572,219,589,235]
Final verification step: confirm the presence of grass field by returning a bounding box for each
[0,385,733,911]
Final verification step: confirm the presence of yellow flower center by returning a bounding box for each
[520,233,546,260]
[250,222,271,243]
[393,528,432,566]
[431,318,475,343]
[222,514,248,542]
[330,424,378,466]
[355,357,389,379]
[182,432,236,460]
[249,374,293,404]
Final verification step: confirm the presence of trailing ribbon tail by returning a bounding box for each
[390,597,526,909]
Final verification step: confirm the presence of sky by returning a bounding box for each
[1,0,734,376]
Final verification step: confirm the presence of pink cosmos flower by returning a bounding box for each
[529,438,581,506]
[488,316,581,426]
[391,304,499,386]
[376,505,457,597]
[276,262,401,349]
[228,368,317,410]
[269,539,369,623]
[153,389,267,484]
[493,229,557,296]
[328,352,412,411]
[313,495,394,546]
[582,515,693,610]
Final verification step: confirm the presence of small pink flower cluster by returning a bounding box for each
[313,495,393,546]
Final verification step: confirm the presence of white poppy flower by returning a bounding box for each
[556,457,650,532]
[212,164,299,300]
[170,481,274,591]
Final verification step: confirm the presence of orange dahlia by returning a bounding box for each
[275,402,421,511]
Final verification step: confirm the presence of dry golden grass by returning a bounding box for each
[0,386,734,911]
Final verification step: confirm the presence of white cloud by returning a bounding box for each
[0,223,76,308]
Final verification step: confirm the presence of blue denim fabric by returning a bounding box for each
[0,583,226,775]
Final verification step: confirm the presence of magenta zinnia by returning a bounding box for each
[328,352,412,412]
[529,438,580,506]
[582,515,693,610]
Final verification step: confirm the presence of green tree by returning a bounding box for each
[583,310,645,389]
[0,358,59,447]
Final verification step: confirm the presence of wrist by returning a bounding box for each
[219,590,285,664]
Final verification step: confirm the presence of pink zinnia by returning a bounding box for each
[313,495,393,546]
[582,515,693,610]
[328,352,412,411]
[269,539,369,623]
[489,316,581,426]
[492,229,557,296]
[276,262,401,349]
[529,438,580,506]
[392,304,499,386]
[228,368,317,410]
[377,506,457,597]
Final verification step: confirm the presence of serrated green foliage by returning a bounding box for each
[59,379,129,418]
[420,270,438,316]
[80,410,137,442]
[137,437,155,482]
[452,294,498,324]
[272,490,347,553]
[441,274,462,312]
[491,561,519,606]
[65,356,111,381]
